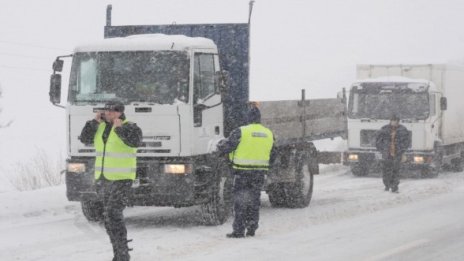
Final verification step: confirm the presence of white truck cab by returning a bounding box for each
[344,64,464,177]
[67,34,224,159]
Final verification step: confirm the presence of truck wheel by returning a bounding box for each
[286,160,314,208]
[268,183,288,207]
[81,199,104,222]
[200,161,233,225]
[421,148,442,178]
[450,158,463,172]
[351,163,369,176]
[268,149,315,208]
[421,166,439,178]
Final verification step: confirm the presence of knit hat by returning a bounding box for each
[247,106,261,123]
[104,100,125,113]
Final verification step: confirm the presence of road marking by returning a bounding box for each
[364,238,429,261]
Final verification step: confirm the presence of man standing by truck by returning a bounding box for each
[375,115,410,193]
[79,100,142,261]
[217,104,275,238]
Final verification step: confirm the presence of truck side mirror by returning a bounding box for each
[49,74,62,104]
[337,88,347,104]
[53,59,64,72]
[440,97,447,111]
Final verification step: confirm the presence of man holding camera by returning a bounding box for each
[79,100,142,261]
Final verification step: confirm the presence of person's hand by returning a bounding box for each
[113,118,123,127]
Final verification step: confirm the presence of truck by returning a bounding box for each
[49,4,346,224]
[344,64,464,177]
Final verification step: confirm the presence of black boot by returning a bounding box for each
[226,232,245,238]
[246,230,255,237]
[112,239,132,261]
[113,248,130,261]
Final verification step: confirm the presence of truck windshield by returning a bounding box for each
[348,82,430,120]
[68,51,189,104]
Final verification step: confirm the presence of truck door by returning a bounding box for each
[192,53,224,155]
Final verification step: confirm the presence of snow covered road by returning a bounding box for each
[1,165,464,261]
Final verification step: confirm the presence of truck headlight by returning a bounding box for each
[348,154,359,161]
[164,164,192,175]
[414,156,425,164]
[67,163,86,173]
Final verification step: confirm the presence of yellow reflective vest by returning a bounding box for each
[229,123,274,170]
[94,121,137,181]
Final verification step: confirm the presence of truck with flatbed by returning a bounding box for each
[49,4,346,224]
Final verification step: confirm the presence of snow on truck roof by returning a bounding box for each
[74,34,217,52]
[354,76,437,91]
[355,76,430,84]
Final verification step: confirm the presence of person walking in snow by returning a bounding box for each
[375,114,410,193]
[217,103,275,238]
[80,100,142,261]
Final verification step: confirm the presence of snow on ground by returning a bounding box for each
[1,166,464,260]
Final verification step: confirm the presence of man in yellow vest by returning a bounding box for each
[217,104,275,238]
[80,100,142,261]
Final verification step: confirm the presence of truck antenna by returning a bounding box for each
[248,0,255,25]
[106,4,112,26]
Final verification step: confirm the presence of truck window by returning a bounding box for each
[194,53,218,104]
[348,83,430,120]
[68,51,189,104]
[78,58,97,94]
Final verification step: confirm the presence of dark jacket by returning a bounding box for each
[375,124,410,160]
[79,114,142,148]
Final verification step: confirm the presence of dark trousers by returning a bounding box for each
[382,157,401,189]
[96,178,132,261]
[232,172,265,234]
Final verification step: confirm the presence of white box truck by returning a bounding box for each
[344,64,464,177]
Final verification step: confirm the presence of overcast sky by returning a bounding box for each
[1,0,464,170]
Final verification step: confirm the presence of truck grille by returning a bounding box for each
[360,130,377,147]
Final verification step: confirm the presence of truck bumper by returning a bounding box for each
[343,150,435,169]
[65,157,210,207]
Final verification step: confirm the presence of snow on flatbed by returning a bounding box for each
[1,166,463,260]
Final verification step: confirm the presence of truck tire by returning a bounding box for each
[351,162,369,176]
[81,198,104,222]
[421,147,442,178]
[286,159,314,208]
[268,148,315,208]
[267,183,287,207]
[200,160,233,225]
[450,157,463,172]
[421,166,439,178]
